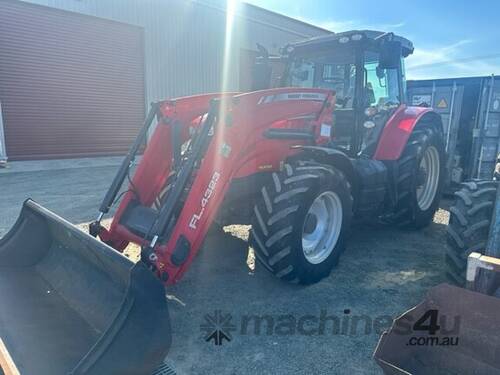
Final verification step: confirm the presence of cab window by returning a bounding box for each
[286,48,356,108]
[364,52,401,107]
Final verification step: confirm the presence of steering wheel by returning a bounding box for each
[325,77,345,84]
[336,96,351,109]
[383,100,400,107]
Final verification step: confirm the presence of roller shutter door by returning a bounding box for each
[0,0,145,160]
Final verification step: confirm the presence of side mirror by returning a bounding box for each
[376,65,385,79]
[379,41,401,69]
[251,63,272,91]
[295,70,309,81]
[251,43,272,91]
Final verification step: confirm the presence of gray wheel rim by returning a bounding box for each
[416,145,440,211]
[302,191,343,264]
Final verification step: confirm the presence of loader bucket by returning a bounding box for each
[374,283,500,375]
[0,200,171,375]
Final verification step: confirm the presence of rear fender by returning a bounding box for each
[374,105,442,160]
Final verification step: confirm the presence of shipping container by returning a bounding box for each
[407,75,499,186]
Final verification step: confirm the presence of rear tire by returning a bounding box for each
[249,162,353,285]
[391,126,445,228]
[446,180,497,285]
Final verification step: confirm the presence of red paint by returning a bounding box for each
[101,93,238,250]
[374,105,434,160]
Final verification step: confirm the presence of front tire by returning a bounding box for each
[446,180,497,285]
[249,162,353,285]
[391,126,445,228]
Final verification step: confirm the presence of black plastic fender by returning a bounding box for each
[292,145,359,197]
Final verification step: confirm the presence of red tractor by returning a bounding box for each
[91,30,446,285]
[0,30,446,374]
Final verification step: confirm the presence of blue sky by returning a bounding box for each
[244,0,500,80]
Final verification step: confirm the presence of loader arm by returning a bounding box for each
[97,93,238,249]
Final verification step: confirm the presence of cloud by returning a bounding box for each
[312,19,359,32]
[303,18,405,32]
[406,39,473,69]
[405,39,500,79]
[290,15,406,32]
[382,21,406,29]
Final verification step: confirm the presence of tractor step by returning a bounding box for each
[0,200,171,375]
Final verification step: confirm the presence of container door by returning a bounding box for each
[408,82,464,184]
[472,77,500,179]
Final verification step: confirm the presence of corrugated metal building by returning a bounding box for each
[0,0,329,160]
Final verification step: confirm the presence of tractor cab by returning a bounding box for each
[263,30,414,156]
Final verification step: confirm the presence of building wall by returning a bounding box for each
[19,0,329,107]
[0,0,147,159]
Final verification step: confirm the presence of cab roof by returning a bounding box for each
[288,30,414,58]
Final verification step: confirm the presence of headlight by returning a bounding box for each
[364,107,378,117]
[363,121,376,129]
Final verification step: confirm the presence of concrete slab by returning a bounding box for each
[0,156,124,175]
[0,164,119,235]
[0,163,451,374]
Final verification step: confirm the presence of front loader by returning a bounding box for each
[0,30,446,373]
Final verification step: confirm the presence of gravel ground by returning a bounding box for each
[0,161,451,375]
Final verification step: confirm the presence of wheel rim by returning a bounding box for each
[416,146,440,211]
[302,191,343,264]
